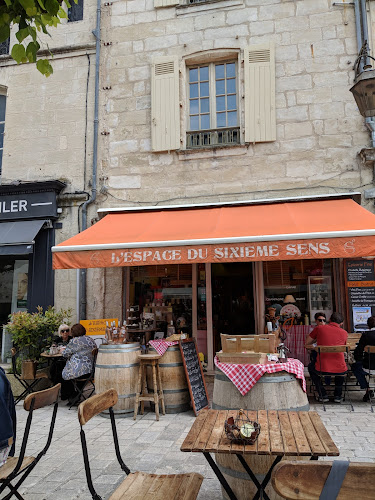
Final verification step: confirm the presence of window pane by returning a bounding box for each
[190,99,199,115]
[200,66,209,81]
[226,63,235,78]
[190,83,198,98]
[0,96,6,121]
[201,114,210,130]
[68,0,83,22]
[216,80,225,95]
[200,82,209,97]
[190,115,199,130]
[227,95,236,110]
[217,112,226,128]
[200,98,209,113]
[228,111,237,126]
[227,78,236,94]
[215,64,225,79]
[189,68,198,82]
[216,96,225,112]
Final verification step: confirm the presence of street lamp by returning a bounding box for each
[350,41,375,147]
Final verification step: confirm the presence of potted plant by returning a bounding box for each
[7,306,72,379]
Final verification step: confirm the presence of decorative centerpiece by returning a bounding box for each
[224,409,261,444]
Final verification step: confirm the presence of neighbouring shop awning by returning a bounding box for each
[52,198,375,269]
[0,219,46,255]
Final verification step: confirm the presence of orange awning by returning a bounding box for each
[52,198,375,269]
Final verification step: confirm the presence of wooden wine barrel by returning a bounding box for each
[147,346,190,413]
[95,343,141,418]
[213,370,309,500]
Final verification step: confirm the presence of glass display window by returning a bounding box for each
[263,259,333,326]
[129,264,192,337]
[0,257,29,326]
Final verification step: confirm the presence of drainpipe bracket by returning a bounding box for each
[359,147,375,166]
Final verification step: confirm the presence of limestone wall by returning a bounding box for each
[97,0,373,212]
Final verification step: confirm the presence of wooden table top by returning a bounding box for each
[41,351,64,358]
[181,409,339,457]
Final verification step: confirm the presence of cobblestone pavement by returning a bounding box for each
[3,384,375,500]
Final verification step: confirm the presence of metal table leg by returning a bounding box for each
[237,454,282,500]
[203,452,238,500]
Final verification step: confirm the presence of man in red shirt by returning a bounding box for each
[305,312,348,403]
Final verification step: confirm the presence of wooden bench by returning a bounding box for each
[272,461,375,499]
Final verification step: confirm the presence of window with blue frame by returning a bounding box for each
[0,38,10,55]
[68,0,84,22]
[0,94,6,176]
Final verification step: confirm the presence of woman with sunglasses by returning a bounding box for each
[50,324,73,400]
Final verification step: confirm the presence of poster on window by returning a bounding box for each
[11,261,29,312]
[345,259,375,332]
[352,306,372,332]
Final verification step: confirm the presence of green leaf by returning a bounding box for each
[58,6,67,18]
[19,0,36,13]
[28,26,37,42]
[4,0,12,7]
[16,27,30,43]
[45,0,59,16]
[36,58,53,76]
[26,41,38,62]
[11,43,26,64]
[0,24,10,43]
[36,0,46,10]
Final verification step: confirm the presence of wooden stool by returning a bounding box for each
[134,354,165,421]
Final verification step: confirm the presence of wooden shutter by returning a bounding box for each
[154,0,179,7]
[151,56,180,152]
[244,43,276,143]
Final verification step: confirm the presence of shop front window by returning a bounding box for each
[263,259,334,329]
[129,264,192,338]
[0,257,29,326]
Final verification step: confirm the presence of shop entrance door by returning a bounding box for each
[212,263,255,354]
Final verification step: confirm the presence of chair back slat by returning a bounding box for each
[23,383,61,411]
[316,345,350,353]
[365,345,375,354]
[272,461,375,500]
[78,389,118,425]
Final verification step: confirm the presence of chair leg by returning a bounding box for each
[134,363,143,420]
[152,363,159,421]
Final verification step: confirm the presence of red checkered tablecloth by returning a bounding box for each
[148,339,179,356]
[214,356,306,396]
[284,325,313,366]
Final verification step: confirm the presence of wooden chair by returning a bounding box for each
[271,460,375,499]
[313,345,352,411]
[69,347,98,409]
[11,348,49,404]
[78,389,203,500]
[0,384,61,500]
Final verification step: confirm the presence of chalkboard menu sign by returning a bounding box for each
[346,259,375,332]
[179,338,209,416]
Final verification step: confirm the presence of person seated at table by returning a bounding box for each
[49,324,72,400]
[307,312,327,371]
[351,315,375,402]
[62,323,97,405]
[305,312,348,403]
[0,367,16,467]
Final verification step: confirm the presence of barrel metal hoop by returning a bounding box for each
[212,402,310,411]
[118,393,136,399]
[149,346,180,352]
[158,362,184,368]
[215,372,295,383]
[148,388,189,394]
[95,363,140,369]
[99,347,140,353]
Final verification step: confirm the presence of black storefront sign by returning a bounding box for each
[0,191,57,220]
[346,259,375,332]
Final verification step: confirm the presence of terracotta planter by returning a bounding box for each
[21,360,37,379]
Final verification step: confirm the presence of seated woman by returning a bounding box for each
[62,323,97,405]
[0,367,16,467]
[351,315,375,401]
[49,324,72,400]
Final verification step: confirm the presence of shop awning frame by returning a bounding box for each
[0,219,46,255]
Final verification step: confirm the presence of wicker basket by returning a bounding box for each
[224,409,261,445]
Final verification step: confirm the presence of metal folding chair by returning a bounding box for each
[11,348,49,405]
[78,389,203,500]
[0,384,61,500]
[68,347,98,409]
[363,345,375,412]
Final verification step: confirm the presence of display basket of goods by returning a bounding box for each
[224,409,261,445]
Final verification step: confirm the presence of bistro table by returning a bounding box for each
[181,408,339,500]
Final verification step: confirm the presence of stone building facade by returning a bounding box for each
[2,0,375,330]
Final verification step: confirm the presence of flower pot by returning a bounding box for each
[21,360,37,379]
